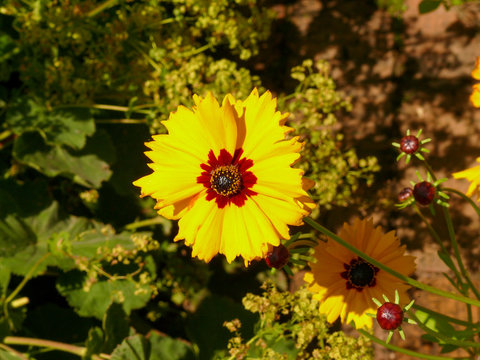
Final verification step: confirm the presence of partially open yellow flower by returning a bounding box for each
[470,57,480,108]
[304,218,416,329]
[452,157,480,201]
[134,89,315,264]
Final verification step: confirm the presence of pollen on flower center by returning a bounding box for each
[341,257,379,291]
[210,165,242,196]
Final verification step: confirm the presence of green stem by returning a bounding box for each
[413,205,466,297]
[3,337,110,359]
[413,205,455,265]
[87,0,118,17]
[95,119,147,124]
[4,254,50,305]
[3,253,50,329]
[442,207,480,301]
[357,329,470,360]
[124,217,167,231]
[444,187,480,218]
[422,159,438,182]
[304,217,480,308]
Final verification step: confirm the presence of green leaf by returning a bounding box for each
[13,130,114,188]
[103,302,130,353]
[0,349,25,360]
[0,215,36,257]
[148,332,195,360]
[57,270,152,320]
[418,0,441,13]
[1,202,92,275]
[6,98,95,149]
[0,262,10,297]
[415,308,455,334]
[440,343,460,354]
[84,327,104,360]
[437,250,456,273]
[111,335,150,360]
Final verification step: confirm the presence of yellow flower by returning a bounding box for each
[470,56,480,108]
[134,89,315,264]
[304,218,416,329]
[452,157,480,201]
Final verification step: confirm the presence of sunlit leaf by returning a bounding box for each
[13,130,114,188]
[57,270,152,320]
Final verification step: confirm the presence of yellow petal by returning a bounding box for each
[470,84,480,108]
[472,56,480,80]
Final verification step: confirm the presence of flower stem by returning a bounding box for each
[442,207,480,301]
[3,336,110,359]
[443,187,480,219]
[3,253,50,330]
[87,0,118,17]
[124,217,167,231]
[304,217,480,308]
[357,329,470,360]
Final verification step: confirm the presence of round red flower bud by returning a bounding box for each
[413,181,436,206]
[397,187,413,202]
[400,135,419,154]
[376,302,404,330]
[265,244,290,269]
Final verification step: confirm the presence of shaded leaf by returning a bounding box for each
[418,0,441,13]
[0,215,36,257]
[0,262,10,297]
[103,302,130,353]
[0,178,51,218]
[149,332,195,360]
[111,335,149,360]
[6,98,95,149]
[84,327,104,360]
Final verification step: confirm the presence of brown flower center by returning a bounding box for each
[210,165,242,197]
[341,257,379,292]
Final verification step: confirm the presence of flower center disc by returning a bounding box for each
[210,165,242,197]
[341,257,379,291]
[350,261,375,287]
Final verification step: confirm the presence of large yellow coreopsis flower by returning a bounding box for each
[452,157,480,201]
[470,56,480,107]
[304,218,416,329]
[134,89,315,264]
